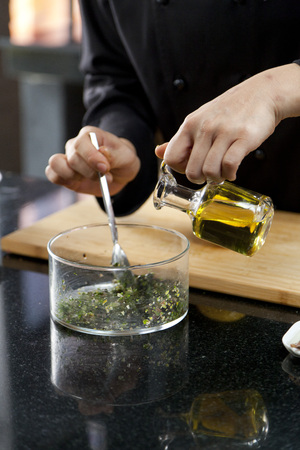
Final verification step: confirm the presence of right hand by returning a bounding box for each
[45,126,141,196]
[155,63,300,184]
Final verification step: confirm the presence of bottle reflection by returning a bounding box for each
[159,390,268,449]
[185,390,268,443]
[196,304,245,323]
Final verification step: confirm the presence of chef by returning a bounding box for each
[46,0,300,214]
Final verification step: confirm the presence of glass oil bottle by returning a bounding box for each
[153,163,274,256]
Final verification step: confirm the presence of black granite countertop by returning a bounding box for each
[1,171,300,450]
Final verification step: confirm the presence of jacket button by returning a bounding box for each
[156,0,169,4]
[254,148,266,160]
[173,78,186,91]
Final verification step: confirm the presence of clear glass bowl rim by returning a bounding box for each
[47,223,190,271]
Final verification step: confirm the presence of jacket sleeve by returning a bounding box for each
[78,0,159,216]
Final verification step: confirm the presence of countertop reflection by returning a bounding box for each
[1,171,300,450]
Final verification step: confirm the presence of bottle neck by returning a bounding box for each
[153,173,201,213]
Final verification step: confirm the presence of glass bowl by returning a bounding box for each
[48,223,189,335]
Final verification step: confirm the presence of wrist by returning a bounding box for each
[264,64,300,122]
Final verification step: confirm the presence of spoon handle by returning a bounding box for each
[89,132,118,244]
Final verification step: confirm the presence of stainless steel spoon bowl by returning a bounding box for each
[89,132,130,267]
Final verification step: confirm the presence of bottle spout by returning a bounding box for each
[153,169,177,210]
[153,162,197,212]
[153,179,164,210]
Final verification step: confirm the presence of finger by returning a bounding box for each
[78,125,106,149]
[67,131,111,174]
[46,154,80,186]
[46,154,101,195]
[155,143,168,159]
[45,164,60,185]
[163,111,219,176]
[45,164,75,187]
[67,138,110,177]
[100,142,140,183]
[68,150,98,178]
[221,139,252,181]
[163,134,193,174]
[190,135,233,183]
[177,127,214,184]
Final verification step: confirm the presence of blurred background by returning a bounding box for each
[0,0,84,178]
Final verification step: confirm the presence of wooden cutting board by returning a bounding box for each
[2,195,300,307]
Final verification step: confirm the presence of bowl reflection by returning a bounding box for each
[50,316,188,414]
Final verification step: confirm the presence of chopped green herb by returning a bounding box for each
[55,272,187,331]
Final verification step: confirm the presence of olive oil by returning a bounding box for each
[189,192,273,256]
[154,163,274,256]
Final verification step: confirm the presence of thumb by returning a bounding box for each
[155,142,169,159]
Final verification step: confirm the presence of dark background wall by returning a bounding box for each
[0,1,20,173]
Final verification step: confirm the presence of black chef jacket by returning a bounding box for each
[79,0,300,215]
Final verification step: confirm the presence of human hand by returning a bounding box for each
[156,64,300,184]
[45,126,141,196]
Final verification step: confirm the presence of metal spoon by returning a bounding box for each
[89,132,131,267]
